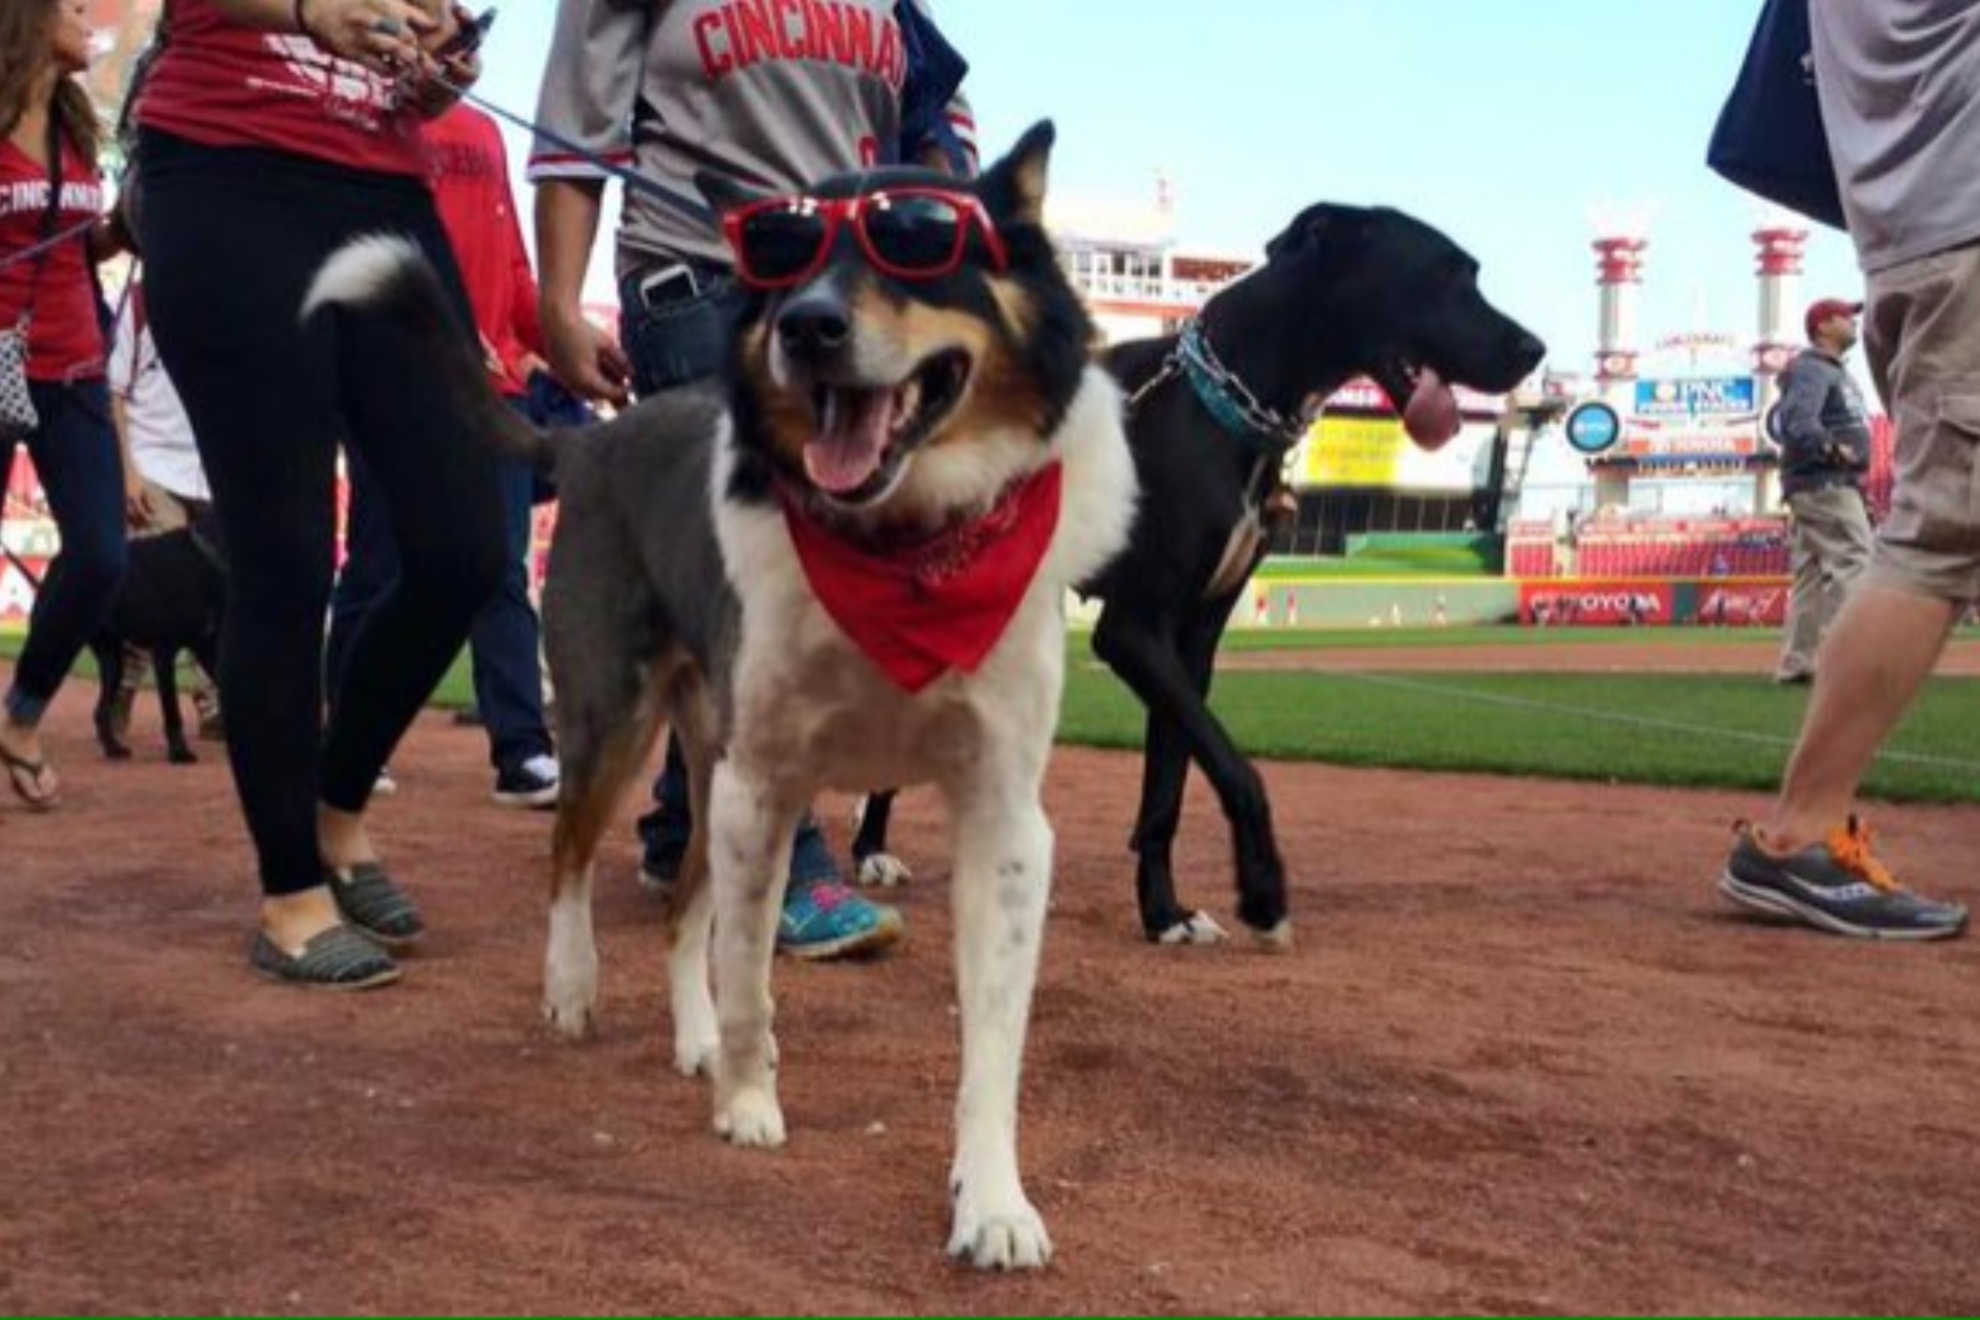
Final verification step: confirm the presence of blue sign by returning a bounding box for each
[1634,376,1757,420]
[1565,402,1622,455]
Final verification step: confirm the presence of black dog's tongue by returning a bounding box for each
[806,387,894,494]
[1402,365,1462,450]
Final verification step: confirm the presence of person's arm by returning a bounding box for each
[900,0,976,177]
[105,309,152,528]
[205,0,447,76]
[1773,359,1830,464]
[534,180,626,404]
[488,121,549,383]
[528,0,648,403]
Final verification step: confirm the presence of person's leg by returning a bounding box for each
[1795,487,1877,661]
[142,193,343,950]
[139,134,394,983]
[1775,504,1821,682]
[472,448,556,796]
[2,380,128,804]
[1721,240,1978,940]
[324,450,400,729]
[316,202,507,849]
[1762,581,1959,846]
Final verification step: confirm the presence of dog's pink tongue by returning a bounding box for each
[1402,366,1462,451]
[805,388,890,494]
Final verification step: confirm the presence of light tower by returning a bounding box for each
[1592,235,1648,408]
[1751,222,1808,419]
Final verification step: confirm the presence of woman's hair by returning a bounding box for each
[0,0,102,169]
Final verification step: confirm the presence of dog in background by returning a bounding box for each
[854,203,1546,946]
[305,121,1134,1270]
[90,515,226,764]
[3,524,224,765]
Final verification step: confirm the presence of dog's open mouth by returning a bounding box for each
[803,350,973,505]
[1377,358,1462,450]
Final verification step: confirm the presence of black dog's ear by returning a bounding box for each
[1266,202,1361,261]
[978,119,1055,229]
[695,170,768,218]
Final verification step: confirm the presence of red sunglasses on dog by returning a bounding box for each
[722,187,1010,290]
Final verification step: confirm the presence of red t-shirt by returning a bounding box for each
[137,0,424,178]
[0,133,105,382]
[421,107,542,397]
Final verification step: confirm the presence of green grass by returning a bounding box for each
[12,623,1980,804]
[1061,657,1980,804]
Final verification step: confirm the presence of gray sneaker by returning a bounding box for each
[1720,816,1968,941]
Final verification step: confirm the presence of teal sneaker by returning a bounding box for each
[779,879,904,961]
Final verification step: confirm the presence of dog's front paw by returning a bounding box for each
[541,958,599,1040]
[1157,911,1227,946]
[948,1188,1053,1271]
[713,1086,786,1148]
[541,990,596,1040]
[672,1017,720,1079]
[856,852,912,888]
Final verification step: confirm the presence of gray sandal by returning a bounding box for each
[249,927,400,990]
[324,862,425,949]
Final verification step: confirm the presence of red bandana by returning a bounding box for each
[778,463,1065,693]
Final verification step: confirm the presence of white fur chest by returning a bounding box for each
[711,365,1136,796]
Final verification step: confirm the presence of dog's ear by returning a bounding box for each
[1265,202,1362,262]
[695,170,769,219]
[978,120,1055,229]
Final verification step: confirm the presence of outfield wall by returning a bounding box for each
[1227,576,1791,630]
[1228,578,1520,629]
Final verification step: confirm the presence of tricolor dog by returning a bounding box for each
[306,121,1133,1270]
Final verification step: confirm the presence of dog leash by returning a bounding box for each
[423,71,718,231]
[1,541,43,592]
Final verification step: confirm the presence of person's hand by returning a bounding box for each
[123,469,154,530]
[294,0,442,77]
[542,302,631,407]
[514,351,551,384]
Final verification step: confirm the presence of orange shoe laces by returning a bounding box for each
[1827,815,1902,894]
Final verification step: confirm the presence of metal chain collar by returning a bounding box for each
[1173,318,1309,451]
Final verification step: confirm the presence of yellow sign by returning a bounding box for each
[1297,416,1407,488]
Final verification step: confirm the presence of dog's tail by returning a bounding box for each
[302,235,554,476]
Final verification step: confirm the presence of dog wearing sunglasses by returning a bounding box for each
[302,121,1131,1270]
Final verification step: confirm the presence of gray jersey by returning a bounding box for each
[529,0,975,279]
[1811,0,1980,273]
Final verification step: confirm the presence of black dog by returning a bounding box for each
[89,518,226,765]
[857,203,1544,946]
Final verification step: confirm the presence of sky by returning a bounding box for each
[469,0,1862,380]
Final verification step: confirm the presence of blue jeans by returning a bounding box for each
[2,378,127,725]
[328,413,550,773]
[616,268,837,885]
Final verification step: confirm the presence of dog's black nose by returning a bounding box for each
[1514,331,1546,368]
[777,294,852,360]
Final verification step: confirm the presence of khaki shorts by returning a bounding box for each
[1861,239,1980,603]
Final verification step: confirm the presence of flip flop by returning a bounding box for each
[0,743,59,811]
[249,927,401,990]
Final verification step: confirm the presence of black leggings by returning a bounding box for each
[136,131,506,897]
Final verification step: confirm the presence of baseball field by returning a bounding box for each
[5,624,1979,1313]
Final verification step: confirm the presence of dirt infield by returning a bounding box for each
[6,667,1980,1315]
